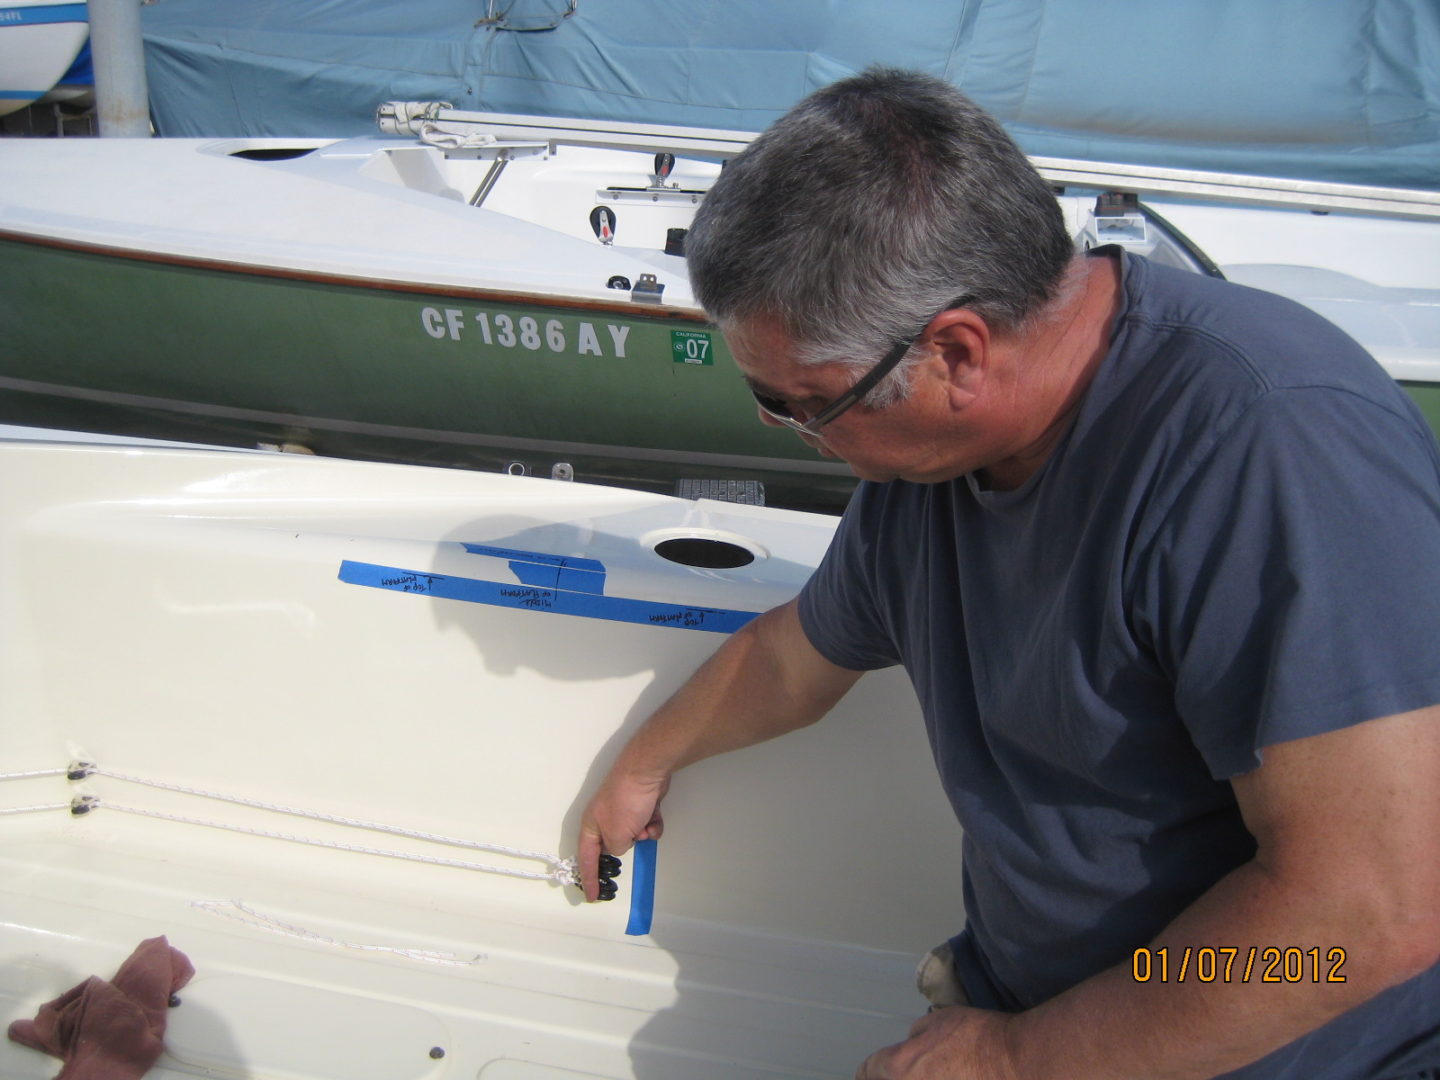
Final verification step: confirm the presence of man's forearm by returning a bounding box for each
[854,681,1439,1080]
[1006,855,1429,1080]
[612,598,860,780]
[578,598,862,897]
[1009,709,1440,1080]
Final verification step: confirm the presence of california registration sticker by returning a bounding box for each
[671,330,713,365]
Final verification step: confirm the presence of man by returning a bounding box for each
[578,68,1440,1079]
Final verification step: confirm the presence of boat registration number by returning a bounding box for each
[420,306,632,358]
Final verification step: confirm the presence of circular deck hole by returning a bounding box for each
[653,537,756,569]
[229,147,319,161]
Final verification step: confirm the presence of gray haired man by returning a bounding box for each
[580,68,1440,1080]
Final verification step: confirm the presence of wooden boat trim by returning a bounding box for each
[0,227,715,324]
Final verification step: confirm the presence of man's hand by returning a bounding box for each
[577,768,670,901]
[857,1006,1018,1080]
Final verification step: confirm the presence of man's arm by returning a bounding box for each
[859,703,1440,1080]
[577,597,863,901]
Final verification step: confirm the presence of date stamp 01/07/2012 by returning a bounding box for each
[1132,946,1348,984]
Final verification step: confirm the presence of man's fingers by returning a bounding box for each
[577,818,639,902]
[855,1043,899,1079]
[577,773,671,901]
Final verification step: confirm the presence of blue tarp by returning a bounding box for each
[140,0,1440,190]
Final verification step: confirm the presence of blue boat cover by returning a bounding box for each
[140,0,1440,190]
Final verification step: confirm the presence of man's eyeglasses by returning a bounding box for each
[749,298,971,436]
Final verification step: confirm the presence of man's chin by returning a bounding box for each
[844,461,897,484]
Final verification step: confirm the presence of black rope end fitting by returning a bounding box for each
[578,852,623,901]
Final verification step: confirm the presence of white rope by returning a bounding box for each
[3,761,585,887]
[0,768,72,815]
[77,795,575,885]
[191,900,485,966]
[73,763,574,876]
[0,768,69,781]
[0,802,71,815]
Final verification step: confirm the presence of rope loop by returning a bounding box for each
[4,761,584,890]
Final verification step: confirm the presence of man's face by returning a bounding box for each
[724,316,986,485]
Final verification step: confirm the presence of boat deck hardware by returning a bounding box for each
[674,478,765,505]
[598,185,706,207]
[596,852,622,902]
[631,273,664,303]
[589,204,616,244]
[380,103,1440,221]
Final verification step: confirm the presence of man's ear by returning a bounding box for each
[927,309,990,405]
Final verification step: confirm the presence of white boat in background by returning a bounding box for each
[0,0,87,117]
[0,427,964,1079]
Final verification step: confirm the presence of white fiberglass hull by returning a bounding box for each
[0,1,87,117]
[0,431,963,1079]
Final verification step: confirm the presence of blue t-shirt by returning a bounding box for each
[798,251,1440,1078]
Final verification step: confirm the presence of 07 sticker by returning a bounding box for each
[671,330,714,365]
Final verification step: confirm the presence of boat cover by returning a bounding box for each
[139,0,1440,190]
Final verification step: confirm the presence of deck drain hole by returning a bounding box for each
[654,537,755,569]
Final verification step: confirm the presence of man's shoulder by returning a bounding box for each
[1126,255,1391,398]
[1106,254,1425,446]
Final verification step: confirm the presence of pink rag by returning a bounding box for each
[8,936,195,1080]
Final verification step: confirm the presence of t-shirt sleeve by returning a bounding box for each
[1135,386,1440,779]
[797,485,904,671]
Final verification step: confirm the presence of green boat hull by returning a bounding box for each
[0,236,858,512]
[1399,382,1440,438]
[6,234,1439,511]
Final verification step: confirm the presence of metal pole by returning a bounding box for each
[89,0,151,136]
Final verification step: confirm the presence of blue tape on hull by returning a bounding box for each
[624,839,658,936]
[462,543,608,594]
[338,559,758,634]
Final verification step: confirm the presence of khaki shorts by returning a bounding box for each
[915,941,971,1009]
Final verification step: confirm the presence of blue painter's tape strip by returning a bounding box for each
[462,543,608,595]
[624,839,658,936]
[0,4,88,26]
[338,561,757,634]
[462,544,606,575]
[510,560,607,595]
